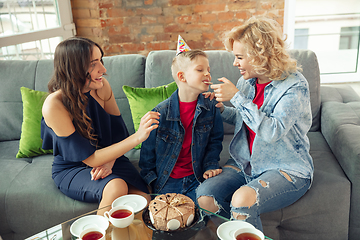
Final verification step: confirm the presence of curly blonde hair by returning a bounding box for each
[224,16,301,80]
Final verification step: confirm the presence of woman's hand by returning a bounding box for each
[210,77,239,102]
[135,111,160,143]
[203,168,222,179]
[91,160,115,181]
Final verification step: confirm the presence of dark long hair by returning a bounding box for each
[48,37,104,142]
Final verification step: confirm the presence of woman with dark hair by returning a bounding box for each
[41,37,160,215]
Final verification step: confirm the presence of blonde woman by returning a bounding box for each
[197,17,313,231]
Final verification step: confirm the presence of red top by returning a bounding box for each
[170,100,197,178]
[246,80,271,154]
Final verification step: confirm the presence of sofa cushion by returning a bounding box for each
[0,157,29,237]
[0,140,27,162]
[34,59,54,92]
[0,61,36,141]
[123,81,178,148]
[16,87,53,158]
[0,59,54,144]
[321,85,360,239]
[261,131,350,239]
[144,50,177,88]
[5,155,98,239]
[102,54,146,134]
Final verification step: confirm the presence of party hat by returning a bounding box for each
[176,35,191,56]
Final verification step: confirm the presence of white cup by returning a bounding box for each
[233,227,264,240]
[79,226,105,240]
[104,205,134,228]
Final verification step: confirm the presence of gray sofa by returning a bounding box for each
[0,49,358,240]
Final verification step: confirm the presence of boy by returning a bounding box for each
[139,37,224,204]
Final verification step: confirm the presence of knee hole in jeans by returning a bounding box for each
[280,170,293,182]
[232,212,249,220]
[232,186,257,208]
[259,179,268,188]
[231,186,257,221]
[197,195,220,213]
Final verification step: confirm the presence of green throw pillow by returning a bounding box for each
[16,87,53,158]
[123,81,178,149]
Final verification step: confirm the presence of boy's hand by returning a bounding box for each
[202,92,225,113]
[203,168,222,179]
[202,91,216,101]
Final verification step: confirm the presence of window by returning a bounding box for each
[294,28,309,49]
[284,0,360,83]
[339,26,360,49]
[0,0,75,60]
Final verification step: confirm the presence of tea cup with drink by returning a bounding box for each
[104,205,134,228]
[233,227,264,240]
[79,226,105,240]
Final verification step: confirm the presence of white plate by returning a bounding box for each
[217,220,256,240]
[112,194,148,213]
[70,215,109,237]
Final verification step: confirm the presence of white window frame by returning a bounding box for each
[284,0,360,83]
[0,0,75,49]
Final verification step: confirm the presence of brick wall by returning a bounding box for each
[71,0,285,56]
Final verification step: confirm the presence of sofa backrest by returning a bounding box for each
[145,49,321,132]
[103,54,146,134]
[0,49,320,142]
[0,54,146,141]
[0,60,53,141]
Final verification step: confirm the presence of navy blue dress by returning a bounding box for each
[41,91,149,203]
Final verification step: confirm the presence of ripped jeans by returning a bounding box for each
[196,166,311,231]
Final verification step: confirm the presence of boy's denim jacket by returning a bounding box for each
[222,72,314,181]
[139,89,224,193]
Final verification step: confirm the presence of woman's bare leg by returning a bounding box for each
[97,178,128,216]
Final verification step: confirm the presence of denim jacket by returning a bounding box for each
[139,89,224,193]
[222,72,314,181]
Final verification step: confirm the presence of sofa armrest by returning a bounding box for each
[321,84,360,238]
[320,85,360,181]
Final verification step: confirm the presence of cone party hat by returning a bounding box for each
[176,35,191,56]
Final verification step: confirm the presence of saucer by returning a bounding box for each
[217,220,256,240]
[112,194,148,213]
[70,215,109,237]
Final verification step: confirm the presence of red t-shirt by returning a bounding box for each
[246,80,271,154]
[170,100,197,178]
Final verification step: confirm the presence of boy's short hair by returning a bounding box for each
[171,50,208,82]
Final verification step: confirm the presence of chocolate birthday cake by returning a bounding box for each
[148,193,195,231]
